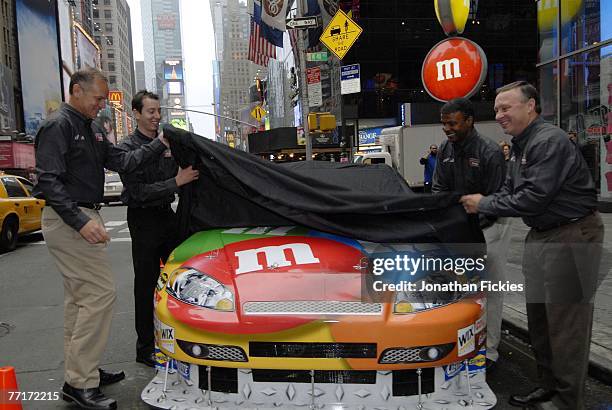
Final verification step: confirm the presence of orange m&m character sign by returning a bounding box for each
[421,37,487,102]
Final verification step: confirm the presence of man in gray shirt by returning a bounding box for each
[461,81,603,409]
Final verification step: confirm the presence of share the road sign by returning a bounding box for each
[251,105,267,122]
[320,9,362,60]
[286,16,319,29]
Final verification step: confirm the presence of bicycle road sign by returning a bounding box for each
[319,9,363,60]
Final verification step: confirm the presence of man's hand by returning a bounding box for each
[175,166,200,187]
[460,194,483,214]
[79,220,110,244]
[158,130,169,148]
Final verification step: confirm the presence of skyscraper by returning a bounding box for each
[210,0,262,145]
[92,0,136,140]
[140,0,187,127]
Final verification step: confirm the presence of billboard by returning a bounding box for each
[167,81,183,95]
[0,64,16,131]
[16,0,62,136]
[108,91,123,106]
[75,23,101,70]
[164,59,184,80]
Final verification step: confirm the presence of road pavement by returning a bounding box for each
[0,205,610,409]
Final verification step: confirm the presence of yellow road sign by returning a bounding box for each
[250,105,267,122]
[319,9,363,60]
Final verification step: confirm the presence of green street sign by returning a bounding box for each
[306,52,328,62]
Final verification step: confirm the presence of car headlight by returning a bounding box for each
[166,268,234,311]
[393,270,470,313]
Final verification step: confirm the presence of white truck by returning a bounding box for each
[358,122,507,188]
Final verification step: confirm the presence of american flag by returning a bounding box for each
[248,17,276,67]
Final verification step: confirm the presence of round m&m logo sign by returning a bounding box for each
[421,37,487,102]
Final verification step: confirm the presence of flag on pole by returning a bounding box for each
[253,1,283,47]
[261,0,288,32]
[248,17,276,67]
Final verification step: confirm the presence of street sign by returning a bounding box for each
[250,105,267,122]
[319,9,362,60]
[340,64,360,95]
[306,51,328,62]
[306,67,322,107]
[286,16,319,29]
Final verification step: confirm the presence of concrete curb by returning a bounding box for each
[502,315,612,386]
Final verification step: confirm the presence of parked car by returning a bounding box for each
[142,227,495,409]
[0,173,45,251]
[103,172,123,205]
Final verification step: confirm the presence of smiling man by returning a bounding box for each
[118,90,198,368]
[460,82,603,409]
[432,97,510,374]
[34,69,169,410]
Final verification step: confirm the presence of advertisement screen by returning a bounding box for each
[164,59,184,80]
[167,81,183,95]
[16,0,62,136]
[75,24,100,70]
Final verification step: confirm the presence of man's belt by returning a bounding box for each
[532,210,595,232]
[76,202,102,210]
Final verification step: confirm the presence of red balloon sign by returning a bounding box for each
[421,37,487,102]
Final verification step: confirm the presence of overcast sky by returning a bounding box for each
[126,0,215,137]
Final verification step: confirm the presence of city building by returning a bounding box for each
[140,0,188,128]
[74,0,95,36]
[92,0,137,140]
[0,0,19,132]
[210,0,262,147]
[135,60,146,91]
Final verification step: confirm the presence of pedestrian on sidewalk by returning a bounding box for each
[460,81,604,410]
[432,97,512,372]
[419,144,438,192]
[34,68,169,410]
[118,90,199,368]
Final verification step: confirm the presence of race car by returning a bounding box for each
[142,226,495,409]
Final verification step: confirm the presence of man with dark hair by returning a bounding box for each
[432,97,511,372]
[118,90,198,367]
[461,82,603,409]
[34,69,169,409]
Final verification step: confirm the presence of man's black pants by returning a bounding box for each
[523,212,604,409]
[127,206,178,357]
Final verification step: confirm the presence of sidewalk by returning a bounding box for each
[501,212,612,384]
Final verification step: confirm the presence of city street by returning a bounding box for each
[0,205,611,409]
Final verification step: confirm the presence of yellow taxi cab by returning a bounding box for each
[0,173,45,251]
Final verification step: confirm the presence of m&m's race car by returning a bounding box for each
[141,127,495,409]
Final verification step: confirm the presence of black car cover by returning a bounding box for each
[164,125,483,244]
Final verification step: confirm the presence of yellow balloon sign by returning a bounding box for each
[434,0,470,36]
[537,0,583,31]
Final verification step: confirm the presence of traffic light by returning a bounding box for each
[308,112,336,132]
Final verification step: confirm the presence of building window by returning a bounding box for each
[109,75,116,85]
[106,36,113,45]
[108,51,114,59]
[104,9,111,19]
[108,62,115,72]
[94,35,101,44]
[93,9,99,18]
[105,22,112,32]
[103,0,110,5]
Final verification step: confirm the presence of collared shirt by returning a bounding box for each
[479,117,597,228]
[432,128,506,196]
[34,103,166,231]
[118,128,178,208]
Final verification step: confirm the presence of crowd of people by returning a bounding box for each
[32,68,603,410]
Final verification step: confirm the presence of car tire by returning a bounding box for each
[0,217,19,252]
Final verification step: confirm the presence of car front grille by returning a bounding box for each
[177,340,248,362]
[243,301,383,315]
[249,342,377,358]
[252,369,377,384]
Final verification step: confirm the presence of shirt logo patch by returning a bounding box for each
[510,155,516,162]
[74,134,85,141]
[468,158,480,167]
[521,157,527,165]
[443,157,455,163]
[95,133,104,142]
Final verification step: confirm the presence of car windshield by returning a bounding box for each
[105,173,121,183]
